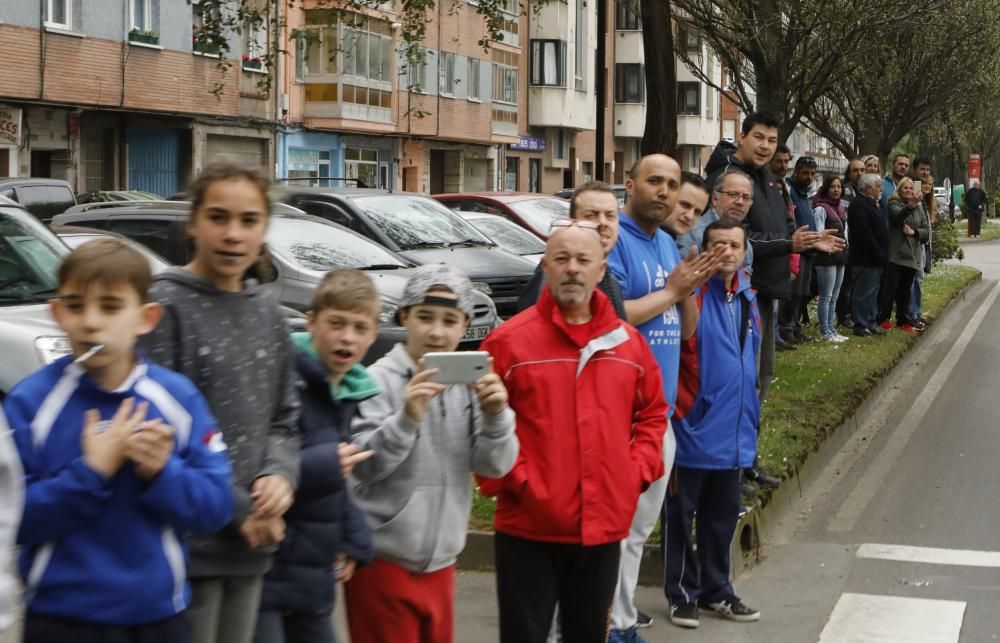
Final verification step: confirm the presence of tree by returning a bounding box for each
[638,0,677,156]
[805,0,1000,161]
[668,0,948,143]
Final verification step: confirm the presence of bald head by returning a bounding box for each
[625,154,682,234]
[542,225,606,310]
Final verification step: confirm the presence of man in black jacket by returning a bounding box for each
[848,174,889,337]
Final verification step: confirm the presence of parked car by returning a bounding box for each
[279,188,537,317]
[76,190,163,204]
[0,202,72,396]
[457,211,545,264]
[433,192,570,240]
[51,201,500,362]
[53,225,173,274]
[0,177,77,223]
[554,184,627,205]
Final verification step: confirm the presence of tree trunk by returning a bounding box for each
[639,0,676,156]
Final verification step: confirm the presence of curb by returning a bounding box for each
[456,272,985,584]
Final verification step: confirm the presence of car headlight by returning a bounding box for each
[471,281,493,295]
[35,336,73,364]
[379,302,399,324]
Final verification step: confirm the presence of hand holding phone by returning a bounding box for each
[422,352,491,384]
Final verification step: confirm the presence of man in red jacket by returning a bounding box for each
[479,223,669,643]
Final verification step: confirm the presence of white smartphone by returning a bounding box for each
[422,351,490,384]
[912,180,922,195]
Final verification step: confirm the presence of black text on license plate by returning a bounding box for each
[462,325,490,341]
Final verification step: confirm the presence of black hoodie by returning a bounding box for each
[705,141,795,299]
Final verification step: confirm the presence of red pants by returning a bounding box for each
[345,558,455,643]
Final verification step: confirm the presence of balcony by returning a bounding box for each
[528,86,594,130]
[303,82,394,123]
[614,31,643,64]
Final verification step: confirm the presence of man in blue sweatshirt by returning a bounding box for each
[4,239,233,642]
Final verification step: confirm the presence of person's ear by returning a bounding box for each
[49,298,64,326]
[138,302,164,335]
[306,310,316,334]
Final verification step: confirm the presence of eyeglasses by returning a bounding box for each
[550,218,601,233]
[715,190,753,203]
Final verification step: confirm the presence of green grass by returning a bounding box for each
[469,263,981,530]
[958,217,1000,241]
[757,262,980,481]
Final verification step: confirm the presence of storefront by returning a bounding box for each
[505,135,546,193]
[0,106,21,177]
[277,130,340,186]
[341,134,396,189]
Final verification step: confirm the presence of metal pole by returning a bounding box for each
[595,0,607,181]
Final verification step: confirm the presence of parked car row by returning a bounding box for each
[0,180,576,395]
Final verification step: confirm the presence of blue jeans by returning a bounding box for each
[909,262,924,319]
[816,265,845,336]
[253,609,336,643]
[851,265,881,331]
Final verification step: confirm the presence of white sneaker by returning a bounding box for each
[832,333,849,342]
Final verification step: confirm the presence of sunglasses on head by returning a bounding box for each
[550,219,601,233]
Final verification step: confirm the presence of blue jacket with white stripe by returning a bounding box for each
[3,356,233,625]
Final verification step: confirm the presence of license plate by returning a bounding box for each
[462,325,491,342]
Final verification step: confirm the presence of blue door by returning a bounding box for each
[127,128,180,197]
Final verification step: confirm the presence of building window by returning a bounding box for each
[574,0,585,90]
[582,161,593,183]
[677,24,700,51]
[504,157,519,191]
[243,18,268,70]
[45,0,71,29]
[345,148,379,188]
[131,0,153,32]
[440,52,457,96]
[615,1,640,30]
[529,158,541,193]
[615,64,644,103]
[406,50,429,91]
[492,50,519,104]
[341,13,393,81]
[193,1,223,55]
[469,58,481,100]
[530,40,566,86]
[555,129,568,160]
[677,81,700,115]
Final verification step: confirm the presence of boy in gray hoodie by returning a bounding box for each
[345,264,518,643]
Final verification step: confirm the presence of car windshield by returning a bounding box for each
[267,216,408,272]
[0,208,66,305]
[508,198,570,236]
[468,216,546,256]
[352,195,493,250]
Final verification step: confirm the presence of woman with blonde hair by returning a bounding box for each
[877,177,930,334]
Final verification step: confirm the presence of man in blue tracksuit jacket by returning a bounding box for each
[4,355,234,635]
[664,220,762,629]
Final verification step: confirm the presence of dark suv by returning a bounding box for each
[279,188,537,317]
[51,201,500,362]
[0,178,77,222]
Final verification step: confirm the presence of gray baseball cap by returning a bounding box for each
[397,263,476,321]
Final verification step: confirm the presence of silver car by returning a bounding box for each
[0,204,73,395]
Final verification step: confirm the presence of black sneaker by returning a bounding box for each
[744,465,780,489]
[853,328,873,337]
[700,596,760,622]
[669,603,699,629]
[636,610,653,628]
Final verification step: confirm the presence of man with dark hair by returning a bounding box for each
[769,144,791,179]
[516,181,625,317]
[665,220,761,629]
[779,156,819,345]
[704,112,842,487]
[843,158,864,203]
[661,172,711,239]
[909,157,935,327]
[882,153,911,215]
[966,181,987,238]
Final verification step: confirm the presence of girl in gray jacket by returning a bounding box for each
[345,265,518,643]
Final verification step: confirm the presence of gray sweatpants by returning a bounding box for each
[188,576,264,643]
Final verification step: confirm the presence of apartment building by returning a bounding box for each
[277,0,524,192]
[0,0,277,196]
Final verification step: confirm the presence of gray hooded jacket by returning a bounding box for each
[349,343,518,573]
[140,268,300,577]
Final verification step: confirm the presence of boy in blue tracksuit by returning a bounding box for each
[3,239,233,642]
[255,269,376,643]
[665,221,762,629]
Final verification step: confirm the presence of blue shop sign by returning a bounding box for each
[510,136,546,152]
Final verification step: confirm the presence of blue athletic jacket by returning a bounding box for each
[3,356,233,625]
[674,271,761,469]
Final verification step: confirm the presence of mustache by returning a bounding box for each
[560,277,586,287]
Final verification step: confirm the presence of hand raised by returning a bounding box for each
[471,358,508,416]
[338,442,375,479]
[404,360,447,424]
[126,419,175,480]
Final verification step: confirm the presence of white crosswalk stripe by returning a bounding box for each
[818,593,965,643]
[857,543,1000,568]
